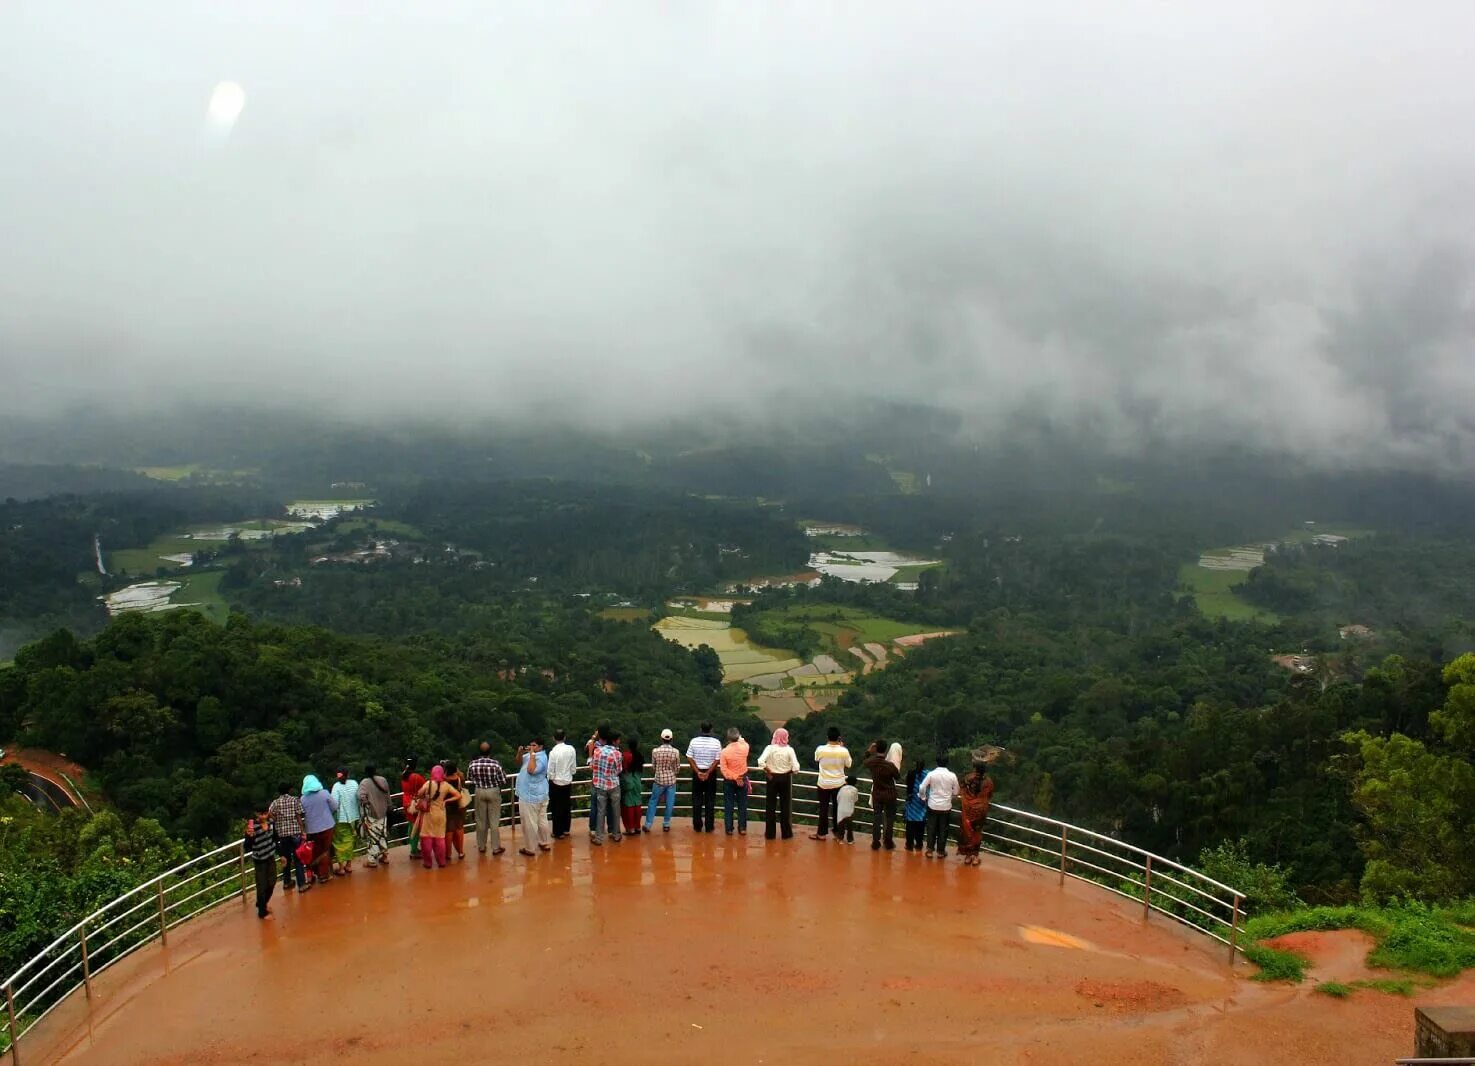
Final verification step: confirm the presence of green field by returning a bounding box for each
[749,603,956,654]
[1178,563,1280,623]
[108,521,301,576]
[599,606,651,622]
[110,534,208,575]
[176,571,229,624]
[334,517,424,538]
[890,561,945,584]
[1278,526,1376,545]
[805,532,893,551]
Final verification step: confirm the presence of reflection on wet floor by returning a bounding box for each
[1020,924,1094,950]
[28,829,1265,1066]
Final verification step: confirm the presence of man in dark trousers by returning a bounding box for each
[864,738,901,851]
[685,723,722,832]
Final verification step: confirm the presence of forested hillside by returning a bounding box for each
[0,609,744,841]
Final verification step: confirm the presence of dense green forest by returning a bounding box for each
[0,609,744,841]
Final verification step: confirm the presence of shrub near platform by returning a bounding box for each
[1243,903,1475,983]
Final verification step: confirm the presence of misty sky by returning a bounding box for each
[2,3,1473,468]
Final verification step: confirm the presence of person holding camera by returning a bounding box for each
[515,738,552,856]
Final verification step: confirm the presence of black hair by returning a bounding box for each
[400,756,417,780]
[874,738,887,753]
[364,764,377,777]
[627,735,644,766]
[700,721,713,734]
[554,729,566,742]
[276,782,290,795]
[845,774,858,786]
[936,753,950,768]
[443,759,458,775]
[827,726,842,742]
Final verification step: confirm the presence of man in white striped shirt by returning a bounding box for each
[685,723,722,832]
[811,727,852,841]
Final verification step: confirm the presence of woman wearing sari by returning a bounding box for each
[957,753,996,867]
[400,757,427,860]
[415,764,462,869]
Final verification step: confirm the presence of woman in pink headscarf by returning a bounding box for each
[755,727,802,840]
[414,764,462,869]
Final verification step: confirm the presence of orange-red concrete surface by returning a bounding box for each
[25,830,1447,1064]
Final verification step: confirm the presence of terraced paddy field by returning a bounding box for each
[653,615,803,682]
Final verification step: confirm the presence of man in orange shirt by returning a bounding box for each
[720,728,751,835]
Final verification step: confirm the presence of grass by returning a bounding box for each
[333,517,424,538]
[176,571,229,624]
[1243,943,1308,982]
[599,607,650,622]
[806,532,893,551]
[890,561,945,584]
[1178,563,1281,623]
[750,603,959,658]
[1278,526,1376,546]
[1314,981,1352,998]
[109,523,297,576]
[1243,904,1475,982]
[1355,978,1422,996]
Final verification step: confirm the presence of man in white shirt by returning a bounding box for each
[919,755,961,859]
[546,729,578,840]
[810,727,852,841]
[685,723,723,832]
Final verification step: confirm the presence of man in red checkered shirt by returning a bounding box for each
[589,726,624,845]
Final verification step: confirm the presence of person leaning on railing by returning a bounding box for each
[754,727,800,840]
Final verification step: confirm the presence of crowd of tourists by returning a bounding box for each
[243,724,996,919]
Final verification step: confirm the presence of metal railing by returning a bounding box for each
[0,765,1245,1061]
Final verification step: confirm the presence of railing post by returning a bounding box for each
[156,882,167,945]
[80,927,92,1000]
[1143,855,1153,918]
[238,844,249,906]
[1229,894,1242,965]
[6,980,19,1064]
[1058,826,1068,885]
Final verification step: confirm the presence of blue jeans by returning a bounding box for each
[724,779,749,832]
[590,786,622,842]
[645,783,676,828]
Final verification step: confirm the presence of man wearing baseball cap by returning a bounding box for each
[645,729,681,832]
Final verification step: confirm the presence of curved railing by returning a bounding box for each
[0,766,1244,1060]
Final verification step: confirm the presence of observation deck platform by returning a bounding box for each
[22,828,1416,1065]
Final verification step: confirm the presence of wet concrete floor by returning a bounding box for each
[25,829,1420,1064]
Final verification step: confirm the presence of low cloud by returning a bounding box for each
[2,2,1473,469]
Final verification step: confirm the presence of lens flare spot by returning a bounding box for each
[206,81,246,128]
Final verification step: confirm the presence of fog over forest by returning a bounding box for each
[3,2,1474,470]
